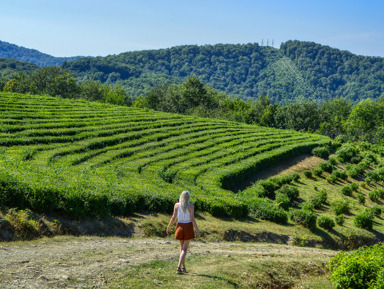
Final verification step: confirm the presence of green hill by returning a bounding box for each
[0,40,83,67]
[0,92,328,219]
[0,58,39,77]
[3,92,384,248]
[61,41,384,103]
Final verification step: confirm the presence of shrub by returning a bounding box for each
[331,199,350,215]
[273,175,294,186]
[319,161,334,173]
[289,209,317,230]
[336,144,359,163]
[327,244,384,289]
[276,185,299,202]
[333,170,348,180]
[251,198,288,224]
[313,167,323,177]
[309,190,327,209]
[275,192,291,210]
[377,188,384,198]
[335,215,345,226]
[371,206,382,217]
[317,216,335,230]
[350,182,359,191]
[357,193,366,204]
[312,146,330,159]
[327,174,338,184]
[354,213,373,230]
[258,180,279,197]
[341,185,353,197]
[369,190,380,203]
[291,173,300,182]
[301,202,314,212]
[347,167,360,179]
[328,156,338,166]
[303,170,313,178]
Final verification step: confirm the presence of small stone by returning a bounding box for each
[38,275,49,280]
[308,261,314,266]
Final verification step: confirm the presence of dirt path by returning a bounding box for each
[0,236,336,288]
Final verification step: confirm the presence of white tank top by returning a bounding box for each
[177,203,191,223]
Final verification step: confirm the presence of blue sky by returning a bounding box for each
[1,0,384,57]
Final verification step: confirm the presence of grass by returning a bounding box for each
[108,248,333,289]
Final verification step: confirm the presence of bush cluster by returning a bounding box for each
[312,146,330,159]
[309,189,327,209]
[319,161,334,173]
[336,144,360,163]
[317,216,335,230]
[327,244,384,289]
[289,209,317,230]
[354,212,373,230]
[331,199,350,215]
[251,198,288,224]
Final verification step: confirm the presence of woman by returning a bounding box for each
[166,190,200,274]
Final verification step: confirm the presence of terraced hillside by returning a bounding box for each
[0,92,330,218]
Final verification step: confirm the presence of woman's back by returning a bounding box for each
[177,203,191,223]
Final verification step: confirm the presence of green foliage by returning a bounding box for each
[309,189,327,209]
[371,205,382,217]
[357,193,366,204]
[313,167,323,177]
[251,198,288,224]
[336,144,359,163]
[354,212,373,230]
[326,174,338,184]
[0,40,82,66]
[303,170,313,178]
[369,190,380,203]
[317,216,335,230]
[328,244,384,289]
[312,146,330,159]
[274,192,291,210]
[301,202,315,212]
[289,209,317,230]
[276,185,299,202]
[331,199,350,215]
[341,185,353,197]
[0,93,330,219]
[319,161,334,173]
[335,215,345,226]
[333,170,348,180]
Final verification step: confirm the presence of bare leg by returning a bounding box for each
[178,239,190,270]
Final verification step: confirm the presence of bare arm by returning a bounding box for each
[189,204,200,238]
[166,203,178,236]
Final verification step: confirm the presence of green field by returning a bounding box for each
[0,92,329,218]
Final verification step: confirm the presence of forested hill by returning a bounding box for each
[0,40,83,67]
[0,58,39,78]
[62,41,384,103]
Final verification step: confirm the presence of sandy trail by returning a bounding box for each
[0,236,336,288]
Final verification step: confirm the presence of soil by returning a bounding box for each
[0,236,336,288]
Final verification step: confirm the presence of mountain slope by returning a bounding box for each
[0,40,83,67]
[0,58,39,78]
[62,41,384,103]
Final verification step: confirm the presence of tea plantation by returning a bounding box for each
[0,92,330,218]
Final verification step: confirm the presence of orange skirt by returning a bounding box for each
[175,222,194,240]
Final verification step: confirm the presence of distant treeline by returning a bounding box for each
[134,76,384,144]
[2,66,383,144]
[1,67,131,106]
[60,41,384,103]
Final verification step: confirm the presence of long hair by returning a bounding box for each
[179,191,190,213]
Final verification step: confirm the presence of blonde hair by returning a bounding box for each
[179,190,190,213]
